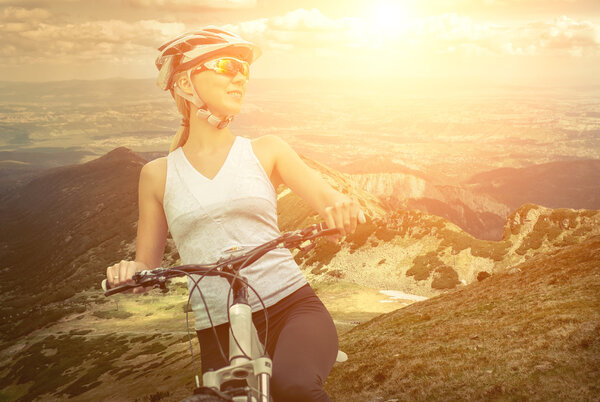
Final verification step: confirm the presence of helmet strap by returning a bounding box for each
[172,70,235,130]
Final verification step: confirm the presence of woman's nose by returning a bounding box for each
[232,71,248,83]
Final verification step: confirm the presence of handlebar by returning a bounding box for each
[102,222,340,297]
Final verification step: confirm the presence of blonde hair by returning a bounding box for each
[168,72,191,153]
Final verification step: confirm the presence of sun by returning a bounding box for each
[368,0,413,35]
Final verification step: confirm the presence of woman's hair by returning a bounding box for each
[168,72,191,153]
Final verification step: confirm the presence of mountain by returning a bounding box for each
[290,203,599,299]
[0,146,598,401]
[336,155,436,182]
[0,146,389,343]
[325,234,600,401]
[353,173,511,240]
[465,159,600,210]
[2,147,597,342]
[0,149,96,201]
[0,147,178,340]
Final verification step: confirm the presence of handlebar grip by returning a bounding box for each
[102,279,144,297]
[104,283,142,297]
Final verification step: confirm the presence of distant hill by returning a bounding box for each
[0,147,179,340]
[325,234,600,401]
[0,149,96,201]
[465,159,600,210]
[336,155,435,181]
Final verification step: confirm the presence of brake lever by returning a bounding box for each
[297,242,316,253]
[102,274,163,297]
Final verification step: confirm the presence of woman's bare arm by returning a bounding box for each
[261,135,361,239]
[106,159,168,290]
[135,159,169,269]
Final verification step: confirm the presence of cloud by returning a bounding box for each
[424,0,598,8]
[1,6,51,21]
[408,13,502,54]
[0,19,186,66]
[1,6,599,81]
[223,8,362,51]
[375,13,600,57]
[534,16,600,56]
[226,9,600,59]
[126,0,256,9]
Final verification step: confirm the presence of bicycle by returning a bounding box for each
[102,222,348,402]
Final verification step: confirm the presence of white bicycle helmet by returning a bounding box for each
[156,26,262,129]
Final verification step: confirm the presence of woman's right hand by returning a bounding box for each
[106,260,149,293]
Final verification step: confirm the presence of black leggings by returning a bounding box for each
[196,284,338,402]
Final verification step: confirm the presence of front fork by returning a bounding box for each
[203,302,272,402]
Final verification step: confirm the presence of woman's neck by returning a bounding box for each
[184,110,235,153]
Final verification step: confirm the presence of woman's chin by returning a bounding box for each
[223,104,242,116]
[206,104,241,120]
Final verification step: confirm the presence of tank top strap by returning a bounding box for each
[230,136,277,196]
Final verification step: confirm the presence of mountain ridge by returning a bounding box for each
[0,146,598,401]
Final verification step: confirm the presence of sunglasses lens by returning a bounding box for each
[214,59,249,79]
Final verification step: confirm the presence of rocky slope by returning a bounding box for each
[325,234,600,401]
[347,159,600,241]
[353,172,510,240]
[291,203,599,299]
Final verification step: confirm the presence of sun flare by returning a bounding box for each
[368,0,413,35]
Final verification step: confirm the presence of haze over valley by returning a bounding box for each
[2,79,599,240]
[3,79,600,178]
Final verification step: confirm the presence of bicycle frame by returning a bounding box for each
[102,223,349,401]
[199,272,272,402]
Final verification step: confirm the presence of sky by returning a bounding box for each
[1,0,600,86]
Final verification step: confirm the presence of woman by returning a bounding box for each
[106,26,362,401]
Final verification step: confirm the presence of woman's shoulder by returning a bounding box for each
[142,156,167,175]
[251,134,290,152]
[140,156,168,201]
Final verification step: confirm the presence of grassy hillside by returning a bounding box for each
[0,280,408,401]
[325,235,600,401]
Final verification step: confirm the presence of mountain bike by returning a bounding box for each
[102,222,348,402]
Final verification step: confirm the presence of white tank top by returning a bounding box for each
[162,136,307,329]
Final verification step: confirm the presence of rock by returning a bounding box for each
[477,271,491,281]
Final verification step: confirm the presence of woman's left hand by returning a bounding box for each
[322,197,365,243]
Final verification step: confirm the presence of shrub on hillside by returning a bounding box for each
[303,240,341,267]
[471,240,510,261]
[515,231,545,255]
[92,310,133,319]
[346,220,377,252]
[374,226,397,242]
[431,266,461,289]
[406,251,441,281]
[438,229,473,253]
[327,270,344,279]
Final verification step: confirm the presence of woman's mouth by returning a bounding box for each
[227,90,243,99]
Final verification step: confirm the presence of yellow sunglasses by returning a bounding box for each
[192,57,250,80]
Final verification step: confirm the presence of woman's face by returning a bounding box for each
[185,54,249,119]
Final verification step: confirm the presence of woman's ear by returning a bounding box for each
[176,75,193,95]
